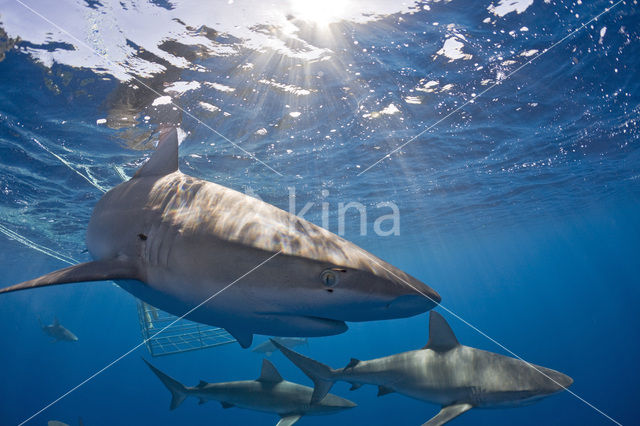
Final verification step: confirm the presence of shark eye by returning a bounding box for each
[320,269,339,287]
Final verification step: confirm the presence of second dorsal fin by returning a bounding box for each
[134,128,179,178]
[424,311,459,352]
[257,359,283,383]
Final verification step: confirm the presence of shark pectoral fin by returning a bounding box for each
[422,403,473,426]
[220,401,234,409]
[377,386,395,397]
[349,383,362,391]
[424,311,459,352]
[226,327,253,349]
[276,414,302,426]
[0,259,139,295]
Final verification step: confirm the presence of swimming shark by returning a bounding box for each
[40,317,78,342]
[272,311,573,425]
[0,128,440,348]
[252,337,308,356]
[144,358,356,426]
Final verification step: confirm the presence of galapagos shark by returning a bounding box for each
[0,128,440,348]
[143,358,356,426]
[252,337,308,356]
[40,318,78,342]
[272,311,573,426]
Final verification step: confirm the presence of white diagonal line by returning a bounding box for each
[357,0,625,176]
[14,0,283,177]
[357,248,622,425]
[18,250,282,425]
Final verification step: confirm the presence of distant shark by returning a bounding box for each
[0,128,440,348]
[144,358,356,426]
[272,311,573,426]
[252,337,308,356]
[40,318,78,342]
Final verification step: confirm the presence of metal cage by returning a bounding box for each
[137,301,236,357]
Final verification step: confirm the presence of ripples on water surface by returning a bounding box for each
[0,0,638,425]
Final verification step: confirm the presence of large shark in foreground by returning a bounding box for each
[272,311,573,425]
[144,358,356,426]
[0,128,440,347]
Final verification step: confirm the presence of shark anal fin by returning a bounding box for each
[349,383,363,391]
[424,311,459,352]
[257,359,283,383]
[344,358,360,370]
[422,403,473,426]
[220,401,234,409]
[226,328,253,349]
[276,414,302,426]
[0,259,139,295]
[134,128,179,178]
[377,385,395,397]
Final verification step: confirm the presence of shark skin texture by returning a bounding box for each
[143,358,356,426]
[272,311,573,426]
[0,128,441,348]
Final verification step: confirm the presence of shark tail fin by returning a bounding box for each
[143,359,188,410]
[269,339,335,404]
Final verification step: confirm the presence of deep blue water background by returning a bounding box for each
[0,0,638,425]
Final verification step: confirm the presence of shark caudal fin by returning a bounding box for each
[269,339,335,403]
[143,359,188,410]
[0,259,139,295]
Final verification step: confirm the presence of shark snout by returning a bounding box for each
[551,371,573,391]
[387,293,439,316]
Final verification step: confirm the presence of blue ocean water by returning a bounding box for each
[0,0,638,425]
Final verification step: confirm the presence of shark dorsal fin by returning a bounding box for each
[196,380,207,388]
[424,311,459,352]
[344,358,360,369]
[257,359,283,383]
[53,317,59,326]
[134,128,179,178]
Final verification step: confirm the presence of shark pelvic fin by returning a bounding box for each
[0,259,139,295]
[424,311,459,352]
[220,401,234,409]
[349,383,363,391]
[226,327,253,349]
[422,403,473,426]
[134,128,179,178]
[277,414,302,426]
[257,359,283,383]
[377,385,395,397]
[198,398,206,405]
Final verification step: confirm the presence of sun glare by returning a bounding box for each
[289,0,347,27]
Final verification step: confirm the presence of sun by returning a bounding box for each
[289,0,348,27]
